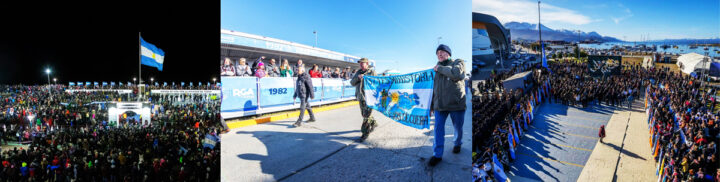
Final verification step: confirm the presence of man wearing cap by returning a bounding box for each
[293,66,316,127]
[351,58,376,142]
[428,44,466,166]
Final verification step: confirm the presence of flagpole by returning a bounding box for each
[138,32,141,102]
[538,0,542,57]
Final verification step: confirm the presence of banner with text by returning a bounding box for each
[221,77,258,112]
[363,69,434,129]
[259,77,296,107]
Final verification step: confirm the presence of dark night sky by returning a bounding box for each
[0,1,219,85]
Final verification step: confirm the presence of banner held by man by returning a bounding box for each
[363,69,435,129]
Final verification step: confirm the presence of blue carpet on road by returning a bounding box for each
[507,102,615,182]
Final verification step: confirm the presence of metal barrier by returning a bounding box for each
[220,77,356,119]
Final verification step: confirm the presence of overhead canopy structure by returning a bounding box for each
[472,12,512,81]
[220,29,364,70]
[676,52,713,74]
[472,13,511,53]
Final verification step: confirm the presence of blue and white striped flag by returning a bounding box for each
[507,133,515,160]
[140,36,165,71]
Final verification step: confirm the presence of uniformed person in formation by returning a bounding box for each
[351,58,376,142]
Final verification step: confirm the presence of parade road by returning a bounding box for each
[220,96,472,181]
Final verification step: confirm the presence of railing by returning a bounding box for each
[220,77,356,119]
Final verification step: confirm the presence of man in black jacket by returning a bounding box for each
[293,66,316,127]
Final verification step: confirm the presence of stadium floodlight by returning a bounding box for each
[53,78,57,84]
[212,77,217,84]
[150,77,154,84]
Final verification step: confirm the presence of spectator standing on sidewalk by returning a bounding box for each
[428,44,467,167]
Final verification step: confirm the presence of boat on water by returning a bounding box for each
[661,45,670,49]
[673,45,679,49]
[704,47,709,50]
[690,45,698,49]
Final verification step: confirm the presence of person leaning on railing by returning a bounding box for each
[280,59,294,77]
[293,59,304,77]
[265,58,280,77]
[220,57,236,76]
[309,64,323,78]
[236,58,252,77]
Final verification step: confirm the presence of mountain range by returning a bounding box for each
[503,21,622,42]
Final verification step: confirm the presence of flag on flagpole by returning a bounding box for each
[507,133,515,160]
[492,154,508,182]
[511,119,519,145]
[140,36,165,71]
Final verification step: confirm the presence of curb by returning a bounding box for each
[226,101,359,129]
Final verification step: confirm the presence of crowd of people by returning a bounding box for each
[473,58,720,181]
[645,67,720,181]
[66,83,219,90]
[220,56,356,79]
[0,85,221,181]
[547,62,641,108]
[472,62,551,181]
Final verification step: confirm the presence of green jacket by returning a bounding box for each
[433,58,466,111]
[350,68,376,101]
[280,68,293,77]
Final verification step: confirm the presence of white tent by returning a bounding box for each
[642,56,654,68]
[676,52,711,74]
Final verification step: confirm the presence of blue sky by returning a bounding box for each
[222,0,471,73]
[473,0,720,41]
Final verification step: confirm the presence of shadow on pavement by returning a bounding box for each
[232,124,451,181]
[601,142,646,160]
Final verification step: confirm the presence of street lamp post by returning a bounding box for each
[313,30,318,48]
[212,77,217,84]
[703,51,709,86]
[133,77,137,85]
[53,78,57,84]
[150,77,154,86]
[45,68,51,85]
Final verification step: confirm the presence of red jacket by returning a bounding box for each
[309,70,322,78]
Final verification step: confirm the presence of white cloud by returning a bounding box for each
[473,0,593,25]
[611,3,633,24]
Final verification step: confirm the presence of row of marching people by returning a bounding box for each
[473,63,552,182]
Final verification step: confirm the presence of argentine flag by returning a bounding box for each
[140,36,165,71]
